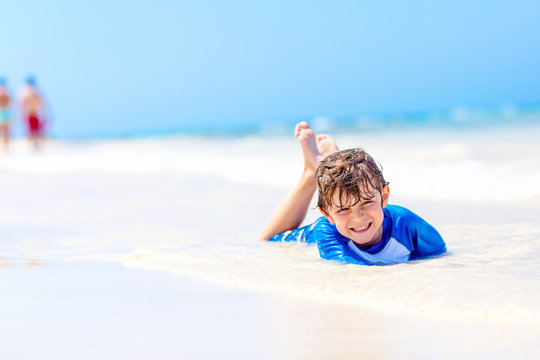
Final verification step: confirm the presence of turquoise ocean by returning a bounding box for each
[48,102,540,140]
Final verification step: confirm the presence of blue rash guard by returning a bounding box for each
[267,204,446,265]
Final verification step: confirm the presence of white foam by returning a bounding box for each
[2,125,539,202]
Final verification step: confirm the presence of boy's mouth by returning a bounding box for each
[351,223,371,233]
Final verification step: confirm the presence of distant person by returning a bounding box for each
[19,76,47,149]
[0,77,11,150]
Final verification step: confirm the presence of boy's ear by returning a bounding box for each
[381,185,390,208]
[319,208,335,225]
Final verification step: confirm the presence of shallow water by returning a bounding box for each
[1,122,539,357]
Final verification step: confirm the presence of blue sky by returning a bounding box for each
[1,0,539,137]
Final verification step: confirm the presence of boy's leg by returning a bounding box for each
[260,122,338,240]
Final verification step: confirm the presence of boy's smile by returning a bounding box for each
[323,184,390,249]
[351,222,371,233]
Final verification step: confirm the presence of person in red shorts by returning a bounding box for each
[19,76,47,149]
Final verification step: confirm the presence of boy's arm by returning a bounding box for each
[317,240,371,265]
[409,219,446,259]
[392,207,446,259]
[266,221,315,243]
[267,217,370,265]
[260,171,317,240]
[313,218,371,265]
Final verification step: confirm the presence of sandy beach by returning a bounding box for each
[1,122,540,359]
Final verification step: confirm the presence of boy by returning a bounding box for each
[260,122,446,265]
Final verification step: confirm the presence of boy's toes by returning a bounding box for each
[316,134,338,156]
[316,134,329,142]
[295,121,311,138]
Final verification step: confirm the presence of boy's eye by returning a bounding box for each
[336,208,350,214]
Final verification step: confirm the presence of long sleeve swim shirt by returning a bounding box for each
[267,204,446,265]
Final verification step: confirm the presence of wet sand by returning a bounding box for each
[0,261,282,360]
[1,260,538,359]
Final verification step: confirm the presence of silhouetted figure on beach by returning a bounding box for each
[0,77,11,150]
[19,76,47,150]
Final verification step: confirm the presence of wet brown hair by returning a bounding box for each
[316,148,388,213]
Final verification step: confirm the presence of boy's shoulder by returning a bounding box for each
[383,204,446,259]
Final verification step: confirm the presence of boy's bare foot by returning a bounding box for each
[316,134,339,158]
[295,121,323,173]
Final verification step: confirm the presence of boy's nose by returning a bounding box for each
[351,207,366,220]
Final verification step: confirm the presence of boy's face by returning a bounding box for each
[323,184,390,249]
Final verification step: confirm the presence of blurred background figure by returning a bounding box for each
[19,75,46,150]
[0,77,11,150]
